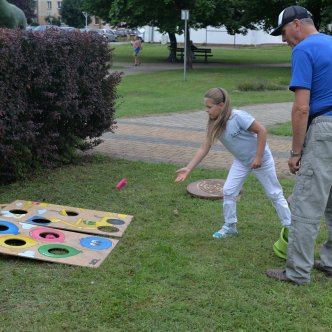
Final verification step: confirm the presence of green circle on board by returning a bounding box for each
[38,244,81,258]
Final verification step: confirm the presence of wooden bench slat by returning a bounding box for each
[171,47,213,63]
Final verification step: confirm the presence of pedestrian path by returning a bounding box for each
[93,101,294,177]
[112,61,290,76]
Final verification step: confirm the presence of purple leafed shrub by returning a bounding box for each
[0,28,121,182]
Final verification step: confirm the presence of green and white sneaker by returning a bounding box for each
[213,224,238,238]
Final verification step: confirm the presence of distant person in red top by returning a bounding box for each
[132,35,142,66]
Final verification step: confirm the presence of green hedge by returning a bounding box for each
[0,28,121,182]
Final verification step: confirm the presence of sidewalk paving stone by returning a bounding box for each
[94,62,295,178]
[92,102,295,178]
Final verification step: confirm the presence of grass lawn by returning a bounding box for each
[269,121,292,136]
[1,156,331,331]
[110,43,293,119]
[2,45,326,331]
[111,43,292,64]
[115,67,293,118]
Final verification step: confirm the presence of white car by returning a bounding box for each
[97,29,118,42]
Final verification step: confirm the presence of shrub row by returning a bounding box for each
[0,28,121,182]
[237,79,287,91]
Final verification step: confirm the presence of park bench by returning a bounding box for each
[175,47,213,63]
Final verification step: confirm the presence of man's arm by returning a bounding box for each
[289,88,310,173]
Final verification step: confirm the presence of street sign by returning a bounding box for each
[181,9,189,20]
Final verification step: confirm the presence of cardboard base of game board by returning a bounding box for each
[187,179,242,200]
[0,200,134,268]
[0,220,118,267]
[1,200,133,237]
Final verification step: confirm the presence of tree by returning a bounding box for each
[46,15,61,26]
[82,0,332,65]
[83,0,332,35]
[236,0,332,33]
[83,0,111,22]
[83,0,262,66]
[8,0,35,23]
[82,0,277,35]
[60,0,90,28]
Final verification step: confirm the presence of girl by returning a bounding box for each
[132,35,142,66]
[175,87,291,238]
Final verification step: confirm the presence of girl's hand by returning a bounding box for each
[251,157,262,169]
[175,167,190,182]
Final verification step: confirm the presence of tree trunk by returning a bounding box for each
[185,27,193,69]
[168,32,177,63]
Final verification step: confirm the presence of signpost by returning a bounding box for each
[82,11,88,29]
[181,9,189,81]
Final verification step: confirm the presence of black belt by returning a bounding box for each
[307,107,332,128]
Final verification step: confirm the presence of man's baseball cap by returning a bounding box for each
[270,5,312,36]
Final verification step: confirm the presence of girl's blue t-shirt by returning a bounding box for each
[290,33,332,115]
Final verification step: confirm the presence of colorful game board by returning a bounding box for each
[0,220,119,268]
[0,200,133,237]
[0,200,134,267]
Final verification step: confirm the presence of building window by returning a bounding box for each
[47,1,52,9]
[57,1,62,9]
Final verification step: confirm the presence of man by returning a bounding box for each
[266,5,332,284]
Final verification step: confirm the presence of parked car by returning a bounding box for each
[79,28,118,42]
[59,26,78,32]
[26,25,37,31]
[33,25,61,32]
[113,28,130,37]
[79,28,104,39]
[96,29,118,42]
[80,28,99,33]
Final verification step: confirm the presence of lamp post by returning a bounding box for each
[82,11,88,29]
[181,9,189,81]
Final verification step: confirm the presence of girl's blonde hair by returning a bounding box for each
[204,87,232,144]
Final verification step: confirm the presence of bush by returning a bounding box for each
[237,79,287,91]
[0,28,121,182]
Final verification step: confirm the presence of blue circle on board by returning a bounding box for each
[80,236,113,250]
[0,220,19,234]
[26,216,51,225]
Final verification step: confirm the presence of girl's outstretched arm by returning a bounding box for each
[175,138,212,182]
[247,120,267,169]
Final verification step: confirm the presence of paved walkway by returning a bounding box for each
[112,61,291,76]
[93,62,294,178]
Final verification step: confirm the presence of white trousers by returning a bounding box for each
[222,157,291,227]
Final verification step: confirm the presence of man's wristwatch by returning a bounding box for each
[290,150,301,157]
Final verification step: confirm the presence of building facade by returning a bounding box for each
[143,26,283,46]
[34,0,102,27]
[35,0,62,25]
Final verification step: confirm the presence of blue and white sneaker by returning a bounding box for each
[213,224,238,238]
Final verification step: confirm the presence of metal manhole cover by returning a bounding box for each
[186,179,242,200]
